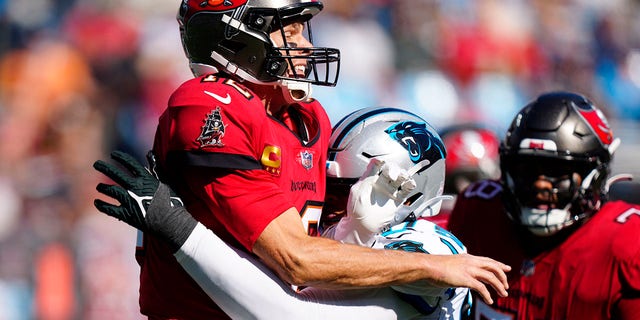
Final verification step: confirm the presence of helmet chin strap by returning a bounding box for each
[279,80,312,103]
[519,197,590,237]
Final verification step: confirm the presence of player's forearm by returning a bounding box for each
[175,223,419,320]
[260,233,445,289]
[254,209,509,305]
[254,208,444,289]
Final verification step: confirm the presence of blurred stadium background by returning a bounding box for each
[0,0,638,318]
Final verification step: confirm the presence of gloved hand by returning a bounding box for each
[93,151,195,252]
[332,159,417,246]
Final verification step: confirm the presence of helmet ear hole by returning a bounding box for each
[265,55,287,77]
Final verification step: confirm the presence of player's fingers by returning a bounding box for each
[96,183,130,204]
[380,162,410,185]
[111,151,149,177]
[361,158,385,179]
[94,160,134,188]
[468,279,494,305]
[94,199,125,220]
[397,178,416,198]
[477,256,511,292]
[473,265,509,299]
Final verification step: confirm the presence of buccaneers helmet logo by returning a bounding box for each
[572,102,614,146]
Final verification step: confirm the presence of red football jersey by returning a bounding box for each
[138,74,332,319]
[448,180,640,320]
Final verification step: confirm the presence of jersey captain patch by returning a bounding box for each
[197,107,227,147]
[261,145,282,175]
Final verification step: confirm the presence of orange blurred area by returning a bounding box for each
[35,243,75,320]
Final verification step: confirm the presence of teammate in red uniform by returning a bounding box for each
[113,0,510,318]
[426,124,501,229]
[447,91,640,319]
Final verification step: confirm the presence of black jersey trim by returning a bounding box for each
[166,150,261,170]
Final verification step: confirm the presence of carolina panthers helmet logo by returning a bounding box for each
[385,121,446,164]
[384,240,428,253]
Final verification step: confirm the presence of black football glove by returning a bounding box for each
[93,150,196,252]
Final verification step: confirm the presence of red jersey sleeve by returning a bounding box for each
[155,75,266,170]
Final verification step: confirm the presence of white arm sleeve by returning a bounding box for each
[174,223,420,320]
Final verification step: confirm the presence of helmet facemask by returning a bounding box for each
[501,152,607,237]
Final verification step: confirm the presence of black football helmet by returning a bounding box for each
[499,91,620,236]
[177,0,340,91]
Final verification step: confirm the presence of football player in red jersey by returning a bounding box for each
[448,91,640,319]
[96,0,510,318]
[95,107,478,319]
[426,124,501,229]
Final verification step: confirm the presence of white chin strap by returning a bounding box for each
[280,80,312,103]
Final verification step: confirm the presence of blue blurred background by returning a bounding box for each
[0,0,638,318]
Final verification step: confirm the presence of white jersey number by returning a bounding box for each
[616,208,640,223]
[300,201,323,236]
[463,180,502,200]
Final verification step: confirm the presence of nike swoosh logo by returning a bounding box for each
[204,90,231,105]
[362,152,390,158]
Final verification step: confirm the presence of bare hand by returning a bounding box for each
[425,253,511,305]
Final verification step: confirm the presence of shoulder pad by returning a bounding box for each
[170,75,260,109]
[609,180,640,205]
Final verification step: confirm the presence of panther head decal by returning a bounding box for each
[385,121,446,165]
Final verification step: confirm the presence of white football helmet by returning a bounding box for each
[374,219,470,316]
[326,107,449,223]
